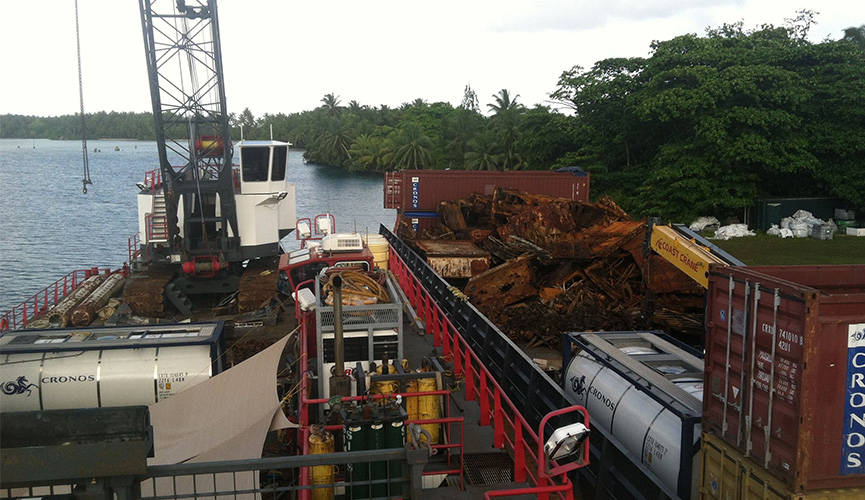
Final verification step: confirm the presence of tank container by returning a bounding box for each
[563,331,704,499]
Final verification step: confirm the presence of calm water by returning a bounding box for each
[0,139,395,313]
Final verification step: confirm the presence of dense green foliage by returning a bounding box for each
[1,111,156,141]
[4,16,864,220]
[551,17,865,219]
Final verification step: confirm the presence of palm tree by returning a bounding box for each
[443,107,484,168]
[487,89,524,116]
[315,117,353,165]
[347,100,366,114]
[464,133,503,171]
[391,122,433,170]
[487,89,526,170]
[320,93,343,117]
[348,134,393,171]
[842,25,865,53]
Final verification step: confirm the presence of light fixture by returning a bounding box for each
[544,422,589,464]
[297,221,311,239]
[537,405,591,478]
[317,217,332,236]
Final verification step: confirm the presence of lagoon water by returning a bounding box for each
[0,139,395,313]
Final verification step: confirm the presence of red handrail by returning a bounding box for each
[128,231,142,264]
[388,247,579,500]
[144,169,161,192]
[0,267,111,333]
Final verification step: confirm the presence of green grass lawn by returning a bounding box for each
[709,233,865,265]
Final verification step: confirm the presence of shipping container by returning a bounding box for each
[754,197,843,231]
[563,331,704,500]
[0,322,225,412]
[383,169,590,211]
[700,430,865,500]
[703,265,865,492]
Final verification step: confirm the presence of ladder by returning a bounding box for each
[146,193,169,243]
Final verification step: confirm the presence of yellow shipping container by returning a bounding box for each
[700,431,864,500]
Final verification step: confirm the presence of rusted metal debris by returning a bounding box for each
[399,187,704,349]
[237,256,281,313]
[122,263,175,317]
[416,240,490,279]
[464,255,536,312]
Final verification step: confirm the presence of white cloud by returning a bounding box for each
[0,0,862,117]
[487,0,746,32]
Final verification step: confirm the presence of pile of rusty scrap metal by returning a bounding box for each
[397,187,704,349]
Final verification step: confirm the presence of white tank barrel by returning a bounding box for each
[0,322,225,413]
[563,331,704,500]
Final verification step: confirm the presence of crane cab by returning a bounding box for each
[235,140,297,259]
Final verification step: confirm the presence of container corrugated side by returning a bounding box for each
[703,265,865,491]
[383,170,590,211]
[700,431,865,500]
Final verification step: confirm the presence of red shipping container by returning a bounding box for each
[383,169,589,211]
[703,265,865,492]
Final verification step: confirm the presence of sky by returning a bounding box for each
[0,0,862,118]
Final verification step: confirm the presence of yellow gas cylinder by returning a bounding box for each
[372,361,400,404]
[308,425,335,500]
[417,375,441,444]
[406,376,419,424]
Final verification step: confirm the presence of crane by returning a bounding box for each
[129,0,296,314]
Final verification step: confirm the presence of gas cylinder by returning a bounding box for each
[372,357,399,402]
[417,375,441,444]
[308,425,335,500]
[343,404,370,499]
[369,420,387,498]
[384,400,406,497]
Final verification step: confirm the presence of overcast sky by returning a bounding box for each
[1,1,862,118]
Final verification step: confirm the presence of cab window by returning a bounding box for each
[271,146,287,181]
[241,147,269,182]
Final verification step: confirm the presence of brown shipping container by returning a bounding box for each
[703,265,865,492]
[700,430,865,500]
[383,170,590,211]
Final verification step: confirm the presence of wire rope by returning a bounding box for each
[179,13,209,245]
[74,0,92,194]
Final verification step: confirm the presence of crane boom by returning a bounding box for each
[648,222,745,288]
[139,0,238,261]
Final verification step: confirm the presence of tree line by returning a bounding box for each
[3,14,864,221]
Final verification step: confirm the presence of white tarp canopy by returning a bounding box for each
[143,333,295,500]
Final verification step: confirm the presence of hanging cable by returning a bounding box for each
[74,0,92,194]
